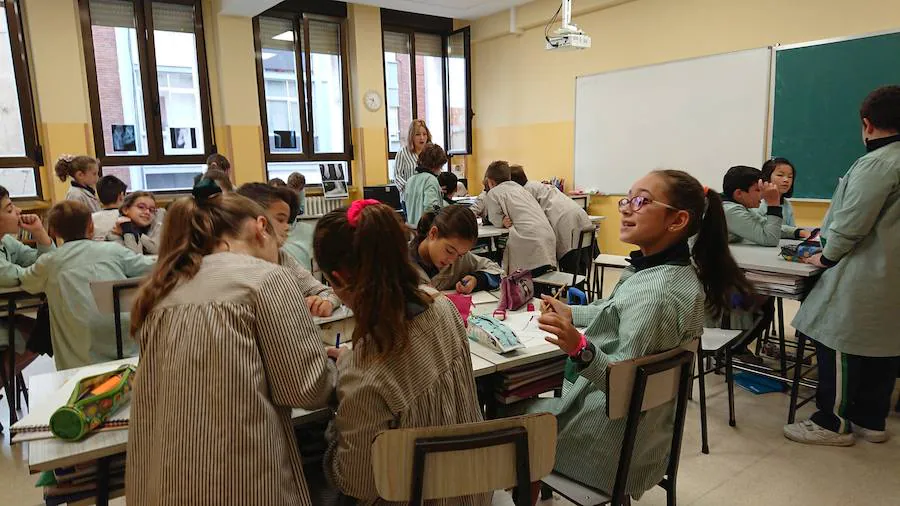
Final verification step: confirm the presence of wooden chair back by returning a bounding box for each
[372,413,556,503]
[606,339,699,419]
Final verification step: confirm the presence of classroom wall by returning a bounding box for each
[17,0,392,206]
[467,0,900,254]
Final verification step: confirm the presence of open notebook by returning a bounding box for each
[11,359,136,442]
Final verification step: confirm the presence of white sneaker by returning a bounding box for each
[783,420,855,446]
[852,425,889,443]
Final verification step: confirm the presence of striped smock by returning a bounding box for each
[126,252,336,506]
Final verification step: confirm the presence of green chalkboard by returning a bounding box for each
[771,31,900,199]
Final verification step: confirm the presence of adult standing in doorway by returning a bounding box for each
[394,119,432,207]
[784,85,900,447]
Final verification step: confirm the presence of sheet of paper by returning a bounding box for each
[503,311,548,346]
[312,305,353,325]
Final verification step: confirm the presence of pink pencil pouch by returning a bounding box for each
[446,293,474,327]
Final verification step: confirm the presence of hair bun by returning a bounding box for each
[192,178,223,204]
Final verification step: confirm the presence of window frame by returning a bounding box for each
[381,24,472,161]
[252,12,353,169]
[446,26,472,156]
[78,0,216,172]
[1,0,44,198]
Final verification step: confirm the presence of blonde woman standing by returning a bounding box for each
[394,119,432,199]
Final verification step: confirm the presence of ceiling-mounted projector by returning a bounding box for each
[545,0,591,51]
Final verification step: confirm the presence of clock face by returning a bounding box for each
[364,90,382,112]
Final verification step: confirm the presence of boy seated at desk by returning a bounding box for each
[718,166,781,364]
[722,165,802,246]
[19,201,156,370]
[236,182,341,317]
[0,185,54,373]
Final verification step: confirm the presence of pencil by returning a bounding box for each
[541,286,567,313]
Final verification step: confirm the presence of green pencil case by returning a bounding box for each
[49,364,136,441]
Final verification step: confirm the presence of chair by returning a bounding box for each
[90,278,144,360]
[591,254,629,299]
[541,340,698,506]
[693,315,767,454]
[535,225,597,295]
[371,413,557,505]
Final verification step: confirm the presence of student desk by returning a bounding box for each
[0,285,42,425]
[477,225,509,239]
[729,241,821,283]
[468,296,565,372]
[728,240,822,422]
[23,358,332,506]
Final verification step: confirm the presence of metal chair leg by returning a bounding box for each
[726,351,736,427]
[16,372,28,409]
[697,352,709,454]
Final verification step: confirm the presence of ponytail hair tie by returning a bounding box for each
[192,178,222,204]
[347,199,381,227]
[702,185,709,196]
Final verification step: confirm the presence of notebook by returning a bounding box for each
[11,359,136,441]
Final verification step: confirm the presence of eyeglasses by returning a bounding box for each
[618,196,680,212]
[135,203,157,214]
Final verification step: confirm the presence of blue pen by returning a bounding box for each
[334,333,341,349]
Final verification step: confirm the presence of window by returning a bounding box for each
[0,0,41,198]
[80,0,215,192]
[383,25,471,179]
[254,12,352,183]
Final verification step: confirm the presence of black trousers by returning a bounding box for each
[808,337,900,433]
[557,239,599,275]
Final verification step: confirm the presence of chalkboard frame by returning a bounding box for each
[766,27,900,201]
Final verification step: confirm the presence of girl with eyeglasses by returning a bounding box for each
[107,191,166,255]
[523,170,751,501]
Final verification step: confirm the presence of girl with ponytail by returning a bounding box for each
[126,179,336,506]
[316,201,487,505]
[411,205,502,294]
[526,169,751,500]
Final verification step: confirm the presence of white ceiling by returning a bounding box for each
[219,0,537,20]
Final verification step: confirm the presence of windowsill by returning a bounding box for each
[15,199,52,211]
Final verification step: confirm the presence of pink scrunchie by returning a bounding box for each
[347,199,381,227]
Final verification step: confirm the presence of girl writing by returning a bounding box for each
[411,205,502,294]
[126,181,335,505]
[318,201,486,505]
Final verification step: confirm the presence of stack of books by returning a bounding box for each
[745,270,810,296]
[493,356,567,404]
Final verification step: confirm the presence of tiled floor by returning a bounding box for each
[2,285,898,505]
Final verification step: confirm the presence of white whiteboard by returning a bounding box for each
[574,47,772,194]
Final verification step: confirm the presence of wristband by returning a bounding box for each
[568,334,588,358]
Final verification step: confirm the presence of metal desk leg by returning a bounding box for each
[6,297,17,424]
[599,267,606,299]
[777,298,787,377]
[96,456,111,506]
